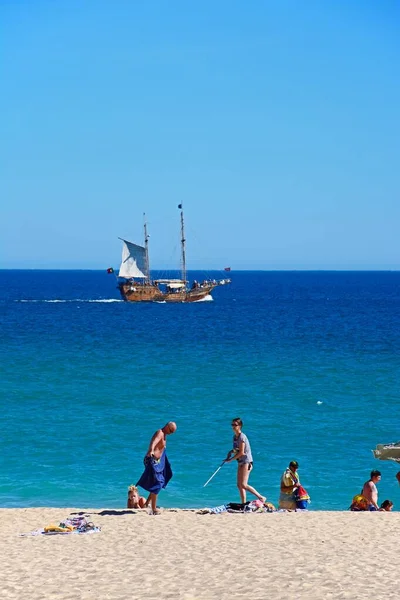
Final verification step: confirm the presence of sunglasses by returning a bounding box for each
[231,423,239,427]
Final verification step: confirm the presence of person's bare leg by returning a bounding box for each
[148,493,160,514]
[237,464,247,503]
[242,464,266,502]
[144,493,152,508]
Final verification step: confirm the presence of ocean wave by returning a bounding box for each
[87,299,123,303]
[194,294,213,302]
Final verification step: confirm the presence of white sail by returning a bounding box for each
[118,239,147,278]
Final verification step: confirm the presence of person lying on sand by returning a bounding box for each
[127,485,146,509]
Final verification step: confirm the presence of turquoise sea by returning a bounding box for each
[1,270,400,510]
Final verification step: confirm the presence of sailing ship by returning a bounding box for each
[110,205,231,303]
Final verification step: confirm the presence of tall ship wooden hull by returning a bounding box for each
[109,205,231,303]
[118,282,219,303]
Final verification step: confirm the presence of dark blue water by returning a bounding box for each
[1,270,400,510]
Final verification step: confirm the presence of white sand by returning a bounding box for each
[1,508,399,599]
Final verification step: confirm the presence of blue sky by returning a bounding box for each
[1,0,399,269]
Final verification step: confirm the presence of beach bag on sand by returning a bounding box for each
[350,494,369,511]
[295,486,310,509]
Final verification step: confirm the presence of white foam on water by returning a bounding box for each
[194,294,213,302]
[87,299,123,303]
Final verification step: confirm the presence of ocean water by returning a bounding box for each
[1,270,400,510]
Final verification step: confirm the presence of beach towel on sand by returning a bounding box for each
[197,500,276,514]
[20,516,101,537]
[136,452,172,494]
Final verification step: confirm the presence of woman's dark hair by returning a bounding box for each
[232,418,243,427]
[380,499,393,509]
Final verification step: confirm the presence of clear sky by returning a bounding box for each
[1,0,399,270]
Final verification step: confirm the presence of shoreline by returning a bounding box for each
[2,508,400,599]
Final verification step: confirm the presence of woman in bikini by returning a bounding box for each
[225,418,266,504]
[127,485,146,509]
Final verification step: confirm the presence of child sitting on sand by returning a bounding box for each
[127,485,146,509]
[379,500,393,511]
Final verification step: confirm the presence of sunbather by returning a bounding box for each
[127,485,146,509]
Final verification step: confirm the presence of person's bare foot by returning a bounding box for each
[259,496,267,503]
[151,509,161,515]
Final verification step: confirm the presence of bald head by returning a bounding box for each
[164,421,177,435]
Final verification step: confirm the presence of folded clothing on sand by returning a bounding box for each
[20,516,101,536]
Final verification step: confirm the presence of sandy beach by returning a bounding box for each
[1,508,399,599]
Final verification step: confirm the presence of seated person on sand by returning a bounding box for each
[379,500,393,512]
[127,485,146,509]
[279,460,300,510]
[349,494,369,511]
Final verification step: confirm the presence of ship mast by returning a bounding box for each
[179,204,187,289]
[143,213,150,280]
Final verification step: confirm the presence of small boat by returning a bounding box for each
[372,442,400,463]
[109,205,231,303]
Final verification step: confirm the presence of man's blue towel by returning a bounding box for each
[136,452,172,494]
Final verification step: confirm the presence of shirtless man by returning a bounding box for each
[362,470,381,511]
[137,422,177,514]
[146,422,177,460]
